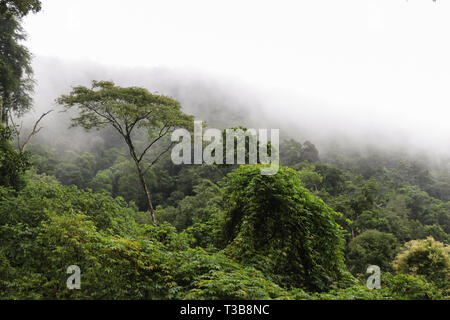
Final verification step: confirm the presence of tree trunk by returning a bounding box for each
[125,135,157,224]
[0,99,8,126]
[135,161,157,224]
[0,102,4,126]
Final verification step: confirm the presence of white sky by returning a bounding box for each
[22,0,450,151]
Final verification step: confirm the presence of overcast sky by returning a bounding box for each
[22,0,450,152]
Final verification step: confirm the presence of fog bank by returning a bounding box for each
[23,56,450,162]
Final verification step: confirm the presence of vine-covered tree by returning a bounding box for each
[221,164,350,291]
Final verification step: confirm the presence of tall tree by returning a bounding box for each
[58,81,193,223]
[0,13,34,125]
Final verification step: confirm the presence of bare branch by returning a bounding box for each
[17,110,54,152]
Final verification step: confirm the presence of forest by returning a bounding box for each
[1,1,449,300]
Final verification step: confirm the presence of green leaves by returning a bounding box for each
[221,164,350,291]
[0,0,41,18]
[0,124,30,190]
[0,162,448,299]
[0,13,34,124]
[346,230,400,275]
[58,81,193,137]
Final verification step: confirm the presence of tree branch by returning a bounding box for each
[12,109,54,152]
[143,141,175,175]
[137,125,172,163]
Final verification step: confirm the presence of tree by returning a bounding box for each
[314,164,346,196]
[301,140,319,163]
[58,81,193,223]
[279,139,319,166]
[0,0,41,18]
[279,139,303,166]
[0,13,34,125]
[221,164,350,291]
[346,230,400,275]
[297,163,323,192]
[157,179,222,231]
[114,159,158,210]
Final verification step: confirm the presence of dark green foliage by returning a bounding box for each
[0,173,298,299]
[346,230,400,274]
[8,129,449,300]
[313,164,346,196]
[157,179,223,231]
[1,156,448,299]
[0,124,29,189]
[279,139,319,166]
[0,0,41,17]
[0,13,34,125]
[353,210,390,233]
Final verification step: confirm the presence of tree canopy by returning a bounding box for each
[0,0,41,17]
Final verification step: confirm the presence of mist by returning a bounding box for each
[19,0,450,163]
[23,55,450,162]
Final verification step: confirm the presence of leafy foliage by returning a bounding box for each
[346,230,400,275]
[393,237,450,291]
[0,124,29,189]
[0,13,33,124]
[0,0,41,17]
[221,165,350,291]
